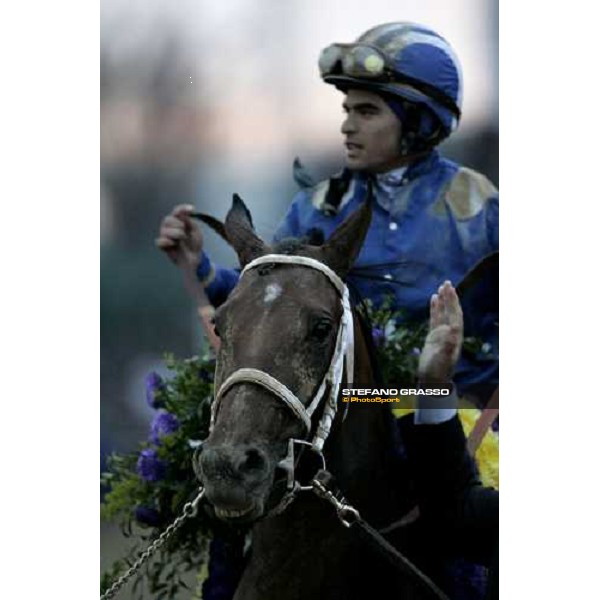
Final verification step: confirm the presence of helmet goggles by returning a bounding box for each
[319,43,393,80]
[319,42,460,121]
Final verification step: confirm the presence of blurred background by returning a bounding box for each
[101,0,498,589]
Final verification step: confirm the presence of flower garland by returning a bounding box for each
[101,354,217,598]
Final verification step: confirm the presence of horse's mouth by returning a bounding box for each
[213,501,261,523]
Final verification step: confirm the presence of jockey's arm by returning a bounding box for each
[196,252,240,308]
[403,412,499,569]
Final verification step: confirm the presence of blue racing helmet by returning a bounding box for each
[319,22,463,139]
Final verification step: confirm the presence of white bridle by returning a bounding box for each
[210,254,355,452]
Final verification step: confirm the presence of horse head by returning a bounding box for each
[196,195,372,524]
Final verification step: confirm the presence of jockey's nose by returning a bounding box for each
[341,111,357,135]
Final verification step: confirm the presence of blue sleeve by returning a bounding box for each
[454,193,499,402]
[272,190,309,243]
[196,251,240,308]
[486,193,499,251]
[455,192,499,401]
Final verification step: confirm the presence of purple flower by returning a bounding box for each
[136,448,166,482]
[372,327,385,346]
[134,505,162,527]
[411,347,421,356]
[150,411,180,444]
[145,372,165,408]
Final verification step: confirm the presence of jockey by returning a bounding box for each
[156,22,498,600]
[157,21,498,403]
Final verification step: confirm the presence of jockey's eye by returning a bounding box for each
[310,317,334,341]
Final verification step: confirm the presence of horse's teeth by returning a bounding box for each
[216,505,253,518]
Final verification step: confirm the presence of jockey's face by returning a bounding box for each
[341,89,404,174]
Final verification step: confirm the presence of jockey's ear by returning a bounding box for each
[318,201,372,278]
[225,194,270,267]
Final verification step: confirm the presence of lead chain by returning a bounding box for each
[100,488,205,600]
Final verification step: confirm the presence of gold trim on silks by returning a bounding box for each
[392,405,499,490]
[434,167,497,220]
[310,180,329,209]
[311,178,356,212]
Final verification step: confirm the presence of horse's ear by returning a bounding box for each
[318,202,372,277]
[191,212,229,244]
[224,194,269,267]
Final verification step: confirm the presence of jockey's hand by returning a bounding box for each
[155,204,203,273]
[418,281,464,385]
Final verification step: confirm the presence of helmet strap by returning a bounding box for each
[382,95,445,157]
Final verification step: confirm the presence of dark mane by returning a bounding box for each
[272,238,307,255]
[273,228,326,255]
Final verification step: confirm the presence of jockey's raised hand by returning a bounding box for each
[418,281,464,385]
[155,204,203,273]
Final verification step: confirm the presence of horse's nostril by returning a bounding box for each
[239,448,266,474]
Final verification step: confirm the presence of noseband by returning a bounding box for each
[210,254,355,453]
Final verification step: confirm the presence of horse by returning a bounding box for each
[195,196,443,600]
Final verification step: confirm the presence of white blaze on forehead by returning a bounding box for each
[264,283,283,304]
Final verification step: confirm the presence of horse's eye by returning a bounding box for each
[310,318,333,341]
